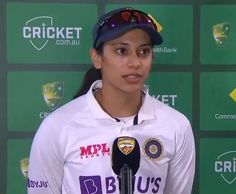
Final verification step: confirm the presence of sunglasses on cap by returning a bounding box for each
[97,8,158,34]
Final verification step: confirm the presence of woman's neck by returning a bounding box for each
[94,88,142,118]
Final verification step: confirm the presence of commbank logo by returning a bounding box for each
[23,16,82,50]
[229,88,236,102]
[42,81,64,110]
[214,150,236,184]
[212,22,230,47]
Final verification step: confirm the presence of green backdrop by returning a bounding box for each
[0,0,236,193]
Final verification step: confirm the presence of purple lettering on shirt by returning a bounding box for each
[79,176,102,194]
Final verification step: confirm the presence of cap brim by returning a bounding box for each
[95,23,163,48]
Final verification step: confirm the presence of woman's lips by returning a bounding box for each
[122,73,142,83]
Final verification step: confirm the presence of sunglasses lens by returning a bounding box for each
[98,9,157,33]
[93,9,160,48]
[121,11,132,21]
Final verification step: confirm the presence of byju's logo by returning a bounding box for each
[23,16,83,50]
[215,150,236,184]
[42,81,64,110]
[229,88,236,102]
[212,22,230,47]
[79,176,102,194]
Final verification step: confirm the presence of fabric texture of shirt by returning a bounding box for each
[28,80,195,194]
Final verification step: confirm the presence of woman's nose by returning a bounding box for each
[127,54,142,69]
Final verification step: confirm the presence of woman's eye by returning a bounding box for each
[115,47,128,55]
[139,48,151,56]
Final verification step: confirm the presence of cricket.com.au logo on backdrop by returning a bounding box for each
[215,151,236,184]
[146,72,192,120]
[145,84,178,107]
[7,3,97,64]
[200,139,236,194]
[23,16,82,51]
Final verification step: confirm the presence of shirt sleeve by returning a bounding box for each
[163,120,196,194]
[27,116,64,194]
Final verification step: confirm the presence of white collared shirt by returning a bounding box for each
[28,80,195,194]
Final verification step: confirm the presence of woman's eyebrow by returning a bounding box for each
[109,42,152,47]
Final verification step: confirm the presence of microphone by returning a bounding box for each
[111,136,140,194]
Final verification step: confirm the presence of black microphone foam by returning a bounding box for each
[111,136,140,176]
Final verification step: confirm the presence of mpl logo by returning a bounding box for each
[80,143,110,159]
[23,16,82,51]
[215,150,236,184]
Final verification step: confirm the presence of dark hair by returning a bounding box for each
[73,44,104,98]
[73,67,102,98]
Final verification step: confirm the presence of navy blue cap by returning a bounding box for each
[93,7,163,48]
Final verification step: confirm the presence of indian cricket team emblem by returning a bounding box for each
[229,88,236,102]
[143,138,163,160]
[117,137,135,155]
[20,157,29,179]
[23,16,53,51]
[212,22,230,47]
[42,81,64,110]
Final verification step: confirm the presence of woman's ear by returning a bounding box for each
[89,48,102,69]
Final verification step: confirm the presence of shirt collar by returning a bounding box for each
[86,80,156,122]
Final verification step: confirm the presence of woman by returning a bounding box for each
[28,7,195,194]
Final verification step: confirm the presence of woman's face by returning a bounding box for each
[94,28,153,95]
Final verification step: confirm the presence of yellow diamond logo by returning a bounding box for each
[229,88,236,102]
